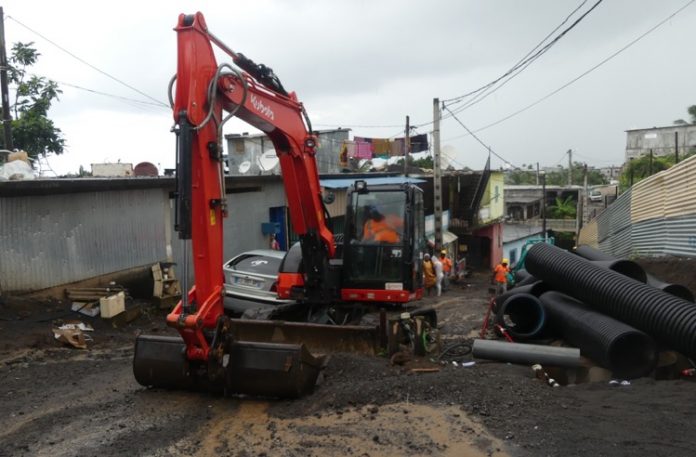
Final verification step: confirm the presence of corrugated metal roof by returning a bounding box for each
[320,176,426,189]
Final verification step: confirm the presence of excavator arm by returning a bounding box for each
[133,12,337,397]
[166,12,336,362]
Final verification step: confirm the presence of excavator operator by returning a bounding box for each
[362,205,403,243]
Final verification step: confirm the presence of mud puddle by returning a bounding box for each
[196,400,508,457]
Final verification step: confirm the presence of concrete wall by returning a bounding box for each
[625,124,696,161]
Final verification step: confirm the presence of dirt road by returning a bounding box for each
[1,265,696,456]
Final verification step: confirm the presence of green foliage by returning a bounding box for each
[689,105,696,124]
[411,155,433,169]
[505,162,607,186]
[548,195,577,219]
[618,151,696,190]
[1,42,65,160]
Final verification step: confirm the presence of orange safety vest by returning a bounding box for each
[440,256,452,273]
[364,216,401,243]
[494,264,510,283]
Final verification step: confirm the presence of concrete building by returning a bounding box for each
[625,124,696,161]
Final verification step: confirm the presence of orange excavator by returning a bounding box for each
[133,12,435,398]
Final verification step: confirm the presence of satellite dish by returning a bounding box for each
[238,160,251,174]
[258,151,279,171]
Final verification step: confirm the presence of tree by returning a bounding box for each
[1,42,65,161]
[689,105,696,124]
[505,162,607,186]
[619,153,672,190]
[548,195,577,219]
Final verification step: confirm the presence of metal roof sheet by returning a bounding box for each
[320,176,426,189]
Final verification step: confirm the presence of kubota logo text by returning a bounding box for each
[251,95,274,120]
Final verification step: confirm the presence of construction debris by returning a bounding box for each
[52,320,94,349]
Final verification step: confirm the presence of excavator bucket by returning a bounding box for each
[133,334,324,398]
[227,319,380,355]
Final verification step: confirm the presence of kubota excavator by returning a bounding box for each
[133,12,435,398]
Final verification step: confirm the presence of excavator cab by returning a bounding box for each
[341,180,425,303]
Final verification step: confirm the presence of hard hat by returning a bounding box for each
[502,258,509,264]
[440,249,447,255]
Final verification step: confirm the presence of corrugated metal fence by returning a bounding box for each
[578,155,696,258]
[0,189,170,292]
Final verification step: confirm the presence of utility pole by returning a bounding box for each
[579,163,588,234]
[0,7,13,150]
[433,98,443,250]
[675,131,679,164]
[536,162,539,185]
[404,115,410,177]
[540,171,547,240]
[649,149,653,175]
[567,149,572,186]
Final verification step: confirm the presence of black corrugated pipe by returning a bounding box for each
[539,291,657,379]
[494,282,551,313]
[647,276,695,303]
[575,245,694,302]
[515,269,531,283]
[528,243,696,358]
[495,293,546,340]
[589,260,647,283]
[514,274,539,288]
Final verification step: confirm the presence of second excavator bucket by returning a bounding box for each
[225,341,325,398]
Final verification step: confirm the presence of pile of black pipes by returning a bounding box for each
[539,291,657,379]
[527,243,696,360]
[575,245,694,302]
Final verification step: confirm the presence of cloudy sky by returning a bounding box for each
[3,0,695,175]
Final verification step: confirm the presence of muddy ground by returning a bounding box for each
[1,259,696,457]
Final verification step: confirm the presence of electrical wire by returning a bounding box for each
[444,0,597,106]
[7,15,169,108]
[442,104,519,169]
[444,0,696,142]
[31,76,170,111]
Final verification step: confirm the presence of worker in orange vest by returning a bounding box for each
[491,258,511,296]
[362,205,403,243]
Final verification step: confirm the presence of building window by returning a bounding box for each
[509,248,517,265]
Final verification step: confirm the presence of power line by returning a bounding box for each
[444,0,696,142]
[25,74,170,111]
[442,104,519,169]
[7,15,169,108]
[443,0,600,106]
